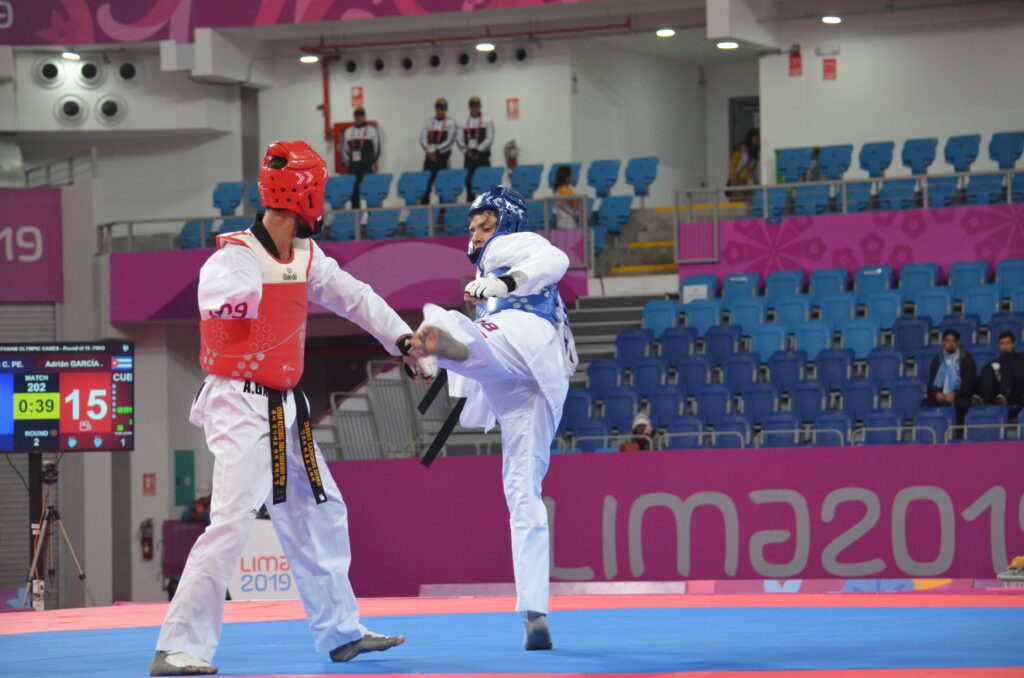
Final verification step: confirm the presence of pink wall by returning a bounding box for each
[330,442,1024,597]
[0,188,63,303]
[109,231,586,322]
[678,204,1024,284]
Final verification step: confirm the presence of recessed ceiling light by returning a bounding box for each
[717,41,739,50]
[62,51,81,61]
[656,28,676,38]
[822,16,842,24]
[475,42,495,52]
[299,55,319,64]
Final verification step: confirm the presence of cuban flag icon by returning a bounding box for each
[111,356,133,370]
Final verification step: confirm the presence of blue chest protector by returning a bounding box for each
[476,267,564,325]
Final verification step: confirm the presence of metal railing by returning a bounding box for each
[944,422,1022,443]
[25,148,98,188]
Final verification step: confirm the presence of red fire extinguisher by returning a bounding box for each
[140,518,154,561]
[504,140,518,170]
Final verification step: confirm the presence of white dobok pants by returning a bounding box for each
[155,376,365,662]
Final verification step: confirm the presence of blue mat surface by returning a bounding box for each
[2,606,1022,677]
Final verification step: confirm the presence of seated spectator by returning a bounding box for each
[552,165,581,229]
[620,412,655,451]
[973,331,1024,407]
[922,328,977,426]
[181,485,211,523]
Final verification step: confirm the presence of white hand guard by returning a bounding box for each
[464,277,510,299]
[404,354,438,380]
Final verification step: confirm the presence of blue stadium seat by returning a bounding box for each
[944,134,981,172]
[813,412,852,446]
[925,177,958,208]
[965,173,1006,205]
[218,218,249,235]
[624,157,659,197]
[913,407,954,444]
[899,262,939,303]
[572,418,610,452]
[916,288,953,325]
[442,205,471,234]
[865,291,902,329]
[949,261,988,301]
[547,162,582,190]
[649,386,684,428]
[434,168,468,204]
[751,187,789,218]
[723,352,760,394]
[722,272,760,306]
[792,184,831,215]
[989,131,1024,169]
[963,404,1008,443]
[683,298,723,336]
[324,175,357,209]
[524,201,546,231]
[819,292,857,332]
[759,413,801,447]
[366,209,401,239]
[814,348,854,391]
[695,385,731,424]
[775,296,811,334]
[842,181,874,212]
[359,173,393,208]
[749,324,788,359]
[615,328,653,369]
[791,380,828,422]
[705,325,741,365]
[603,388,639,432]
[816,144,853,180]
[901,138,938,175]
[586,358,622,399]
[596,195,633,235]
[996,259,1024,298]
[892,316,930,353]
[404,207,437,237]
[212,181,246,215]
[1013,287,1024,312]
[859,141,895,178]
[988,312,1024,344]
[664,415,704,449]
[795,321,831,359]
[890,377,926,419]
[470,166,506,198]
[860,409,902,445]
[964,284,1001,324]
[878,179,917,211]
[659,326,698,367]
[740,383,779,425]
[777,147,814,183]
[630,357,668,399]
[910,345,940,379]
[397,171,431,206]
[677,356,712,395]
[767,350,807,392]
[643,300,681,336]
[248,181,263,211]
[839,318,880,359]
[968,343,997,373]
[711,414,750,448]
[324,212,357,241]
[841,379,879,421]
[179,220,214,249]
[509,164,543,199]
[729,297,767,332]
[866,347,903,388]
[766,270,804,309]
[810,268,848,305]
[681,274,718,300]
[592,225,607,256]
[586,159,621,197]
[559,388,592,435]
[854,265,893,304]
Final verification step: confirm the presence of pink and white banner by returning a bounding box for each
[329,443,1024,597]
[0,188,63,303]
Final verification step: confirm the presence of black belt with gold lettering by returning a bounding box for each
[267,385,327,505]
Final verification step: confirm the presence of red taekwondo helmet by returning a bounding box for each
[258,140,329,238]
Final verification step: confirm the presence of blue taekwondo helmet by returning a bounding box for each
[466,185,527,262]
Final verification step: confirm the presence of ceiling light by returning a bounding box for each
[716,41,739,50]
[62,51,81,61]
[299,55,319,64]
[822,16,842,24]
[656,28,676,38]
[475,42,495,52]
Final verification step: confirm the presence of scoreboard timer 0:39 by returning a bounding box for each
[0,341,135,452]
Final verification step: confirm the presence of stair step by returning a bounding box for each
[575,294,671,310]
[611,263,680,275]
[570,307,649,324]
[572,321,641,337]
[628,240,675,249]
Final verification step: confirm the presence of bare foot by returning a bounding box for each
[412,326,469,361]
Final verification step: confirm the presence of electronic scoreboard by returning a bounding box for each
[0,342,135,452]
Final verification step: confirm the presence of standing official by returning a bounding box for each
[420,97,457,204]
[341,107,381,209]
[457,96,496,201]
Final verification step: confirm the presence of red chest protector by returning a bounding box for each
[199,232,313,390]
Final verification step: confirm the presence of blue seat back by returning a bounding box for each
[965,173,1006,205]
[684,298,722,336]
[442,205,471,234]
[775,296,811,334]
[695,384,731,423]
[890,377,926,419]
[642,299,680,336]
[854,265,893,304]
[841,379,879,421]
[586,159,621,197]
[964,284,1001,325]
[509,164,543,198]
[819,292,857,332]
[795,322,831,360]
[179,219,214,249]
[810,268,848,305]
[916,288,952,325]
[596,195,633,234]
[859,141,895,178]
[359,172,393,208]
[949,260,988,301]
[722,272,760,306]
[366,209,401,239]
[750,324,788,359]
[524,201,546,231]
[761,413,801,447]
[861,409,902,445]
[741,384,779,425]
[248,181,264,211]
[840,319,880,359]
[751,187,789,218]
[649,387,684,428]
[878,179,918,211]
[866,347,903,388]
[665,415,704,449]
[815,348,853,390]
[843,181,874,212]
[625,157,659,196]
[767,350,807,392]
[926,176,958,207]
[547,162,582,190]
[434,168,468,204]
[218,218,249,235]
[996,259,1024,298]
[325,212,357,241]
[723,352,760,394]
[603,388,639,432]
[901,138,937,175]
[939,314,980,345]
[586,358,622,399]
[816,144,853,180]
[814,412,852,446]
[777,147,814,183]
[899,262,939,303]
[615,328,653,368]
[792,380,827,421]
[729,298,767,332]
[711,414,750,448]
[988,312,1024,344]
[469,167,506,198]
[989,131,1024,170]
[865,291,902,329]
[766,270,803,309]
[559,388,592,433]
[892,316,930,353]
[630,357,668,398]
[964,404,1008,442]
[404,207,437,237]
[677,356,712,394]
[212,181,246,216]
[397,171,431,206]
[659,326,697,367]
[704,324,741,365]
[913,407,954,444]
[944,134,981,172]
[573,418,610,452]
[681,274,718,300]
[324,175,357,209]
[792,184,831,215]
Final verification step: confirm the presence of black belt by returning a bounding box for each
[416,369,466,468]
[267,385,327,505]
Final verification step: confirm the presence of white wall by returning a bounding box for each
[759,19,1024,181]
[570,40,705,206]
[703,59,759,190]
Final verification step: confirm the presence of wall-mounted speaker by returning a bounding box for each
[55,94,88,124]
[455,51,473,69]
[485,51,499,65]
[32,58,65,88]
[113,60,140,87]
[343,58,359,75]
[96,94,127,125]
[370,56,389,76]
[428,54,443,69]
[401,56,415,71]
[513,46,531,63]
[74,59,107,88]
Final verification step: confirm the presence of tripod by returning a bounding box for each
[21,465,96,609]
